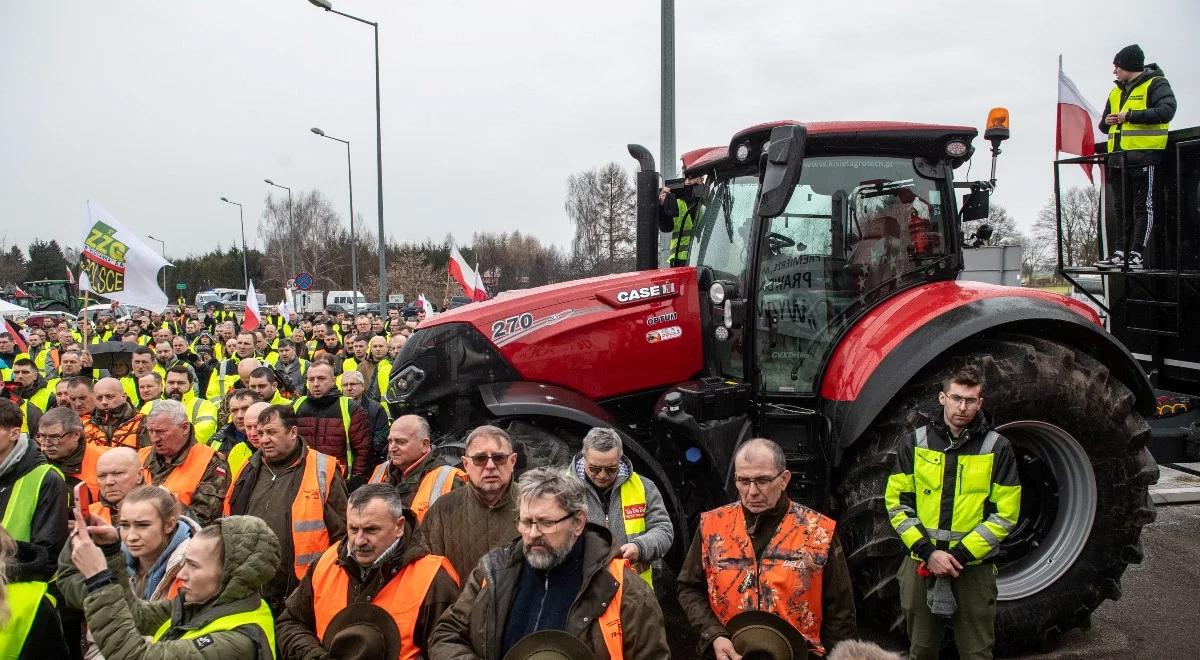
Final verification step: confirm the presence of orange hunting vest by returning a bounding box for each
[368,463,466,523]
[88,501,114,525]
[597,558,627,660]
[311,544,459,660]
[138,443,217,507]
[699,502,836,655]
[68,443,110,500]
[221,449,337,579]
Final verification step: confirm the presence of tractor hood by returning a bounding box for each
[414,267,703,400]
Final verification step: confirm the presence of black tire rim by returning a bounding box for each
[994,420,1097,601]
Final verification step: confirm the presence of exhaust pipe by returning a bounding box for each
[629,144,661,271]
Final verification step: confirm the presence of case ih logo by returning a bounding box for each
[609,282,679,305]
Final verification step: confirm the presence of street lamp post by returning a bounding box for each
[219,197,250,289]
[309,0,388,312]
[311,127,358,315]
[661,0,676,179]
[146,235,167,292]
[264,179,296,277]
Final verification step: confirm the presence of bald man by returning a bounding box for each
[227,400,271,480]
[237,357,261,388]
[368,415,465,523]
[82,377,148,448]
[91,447,144,525]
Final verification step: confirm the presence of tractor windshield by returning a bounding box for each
[690,155,952,393]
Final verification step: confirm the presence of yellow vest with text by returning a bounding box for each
[151,598,276,659]
[618,473,653,586]
[1107,78,1169,152]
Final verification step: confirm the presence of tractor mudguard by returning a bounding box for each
[821,289,1155,463]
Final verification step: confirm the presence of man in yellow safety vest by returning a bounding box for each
[1094,43,1177,270]
[570,427,673,587]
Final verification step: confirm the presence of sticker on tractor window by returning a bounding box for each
[645,311,678,326]
[646,325,683,343]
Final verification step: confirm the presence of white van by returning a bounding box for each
[326,290,368,314]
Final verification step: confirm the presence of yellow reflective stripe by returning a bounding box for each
[152,598,276,658]
[1120,129,1169,136]
[1,463,55,543]
[0,581,50,655]
[619,473,652,585]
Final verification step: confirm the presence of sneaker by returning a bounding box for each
[1094,252,1125,269]
[1127,252,1144,270]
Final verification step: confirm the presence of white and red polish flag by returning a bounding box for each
[1057,66,1106,183]
[448,242,488,302]
[241,280,261,331]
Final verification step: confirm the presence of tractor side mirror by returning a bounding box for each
[754,124,808,218]
[960,187,990,221]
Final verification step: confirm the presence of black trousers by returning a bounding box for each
[1109,164,1156,255]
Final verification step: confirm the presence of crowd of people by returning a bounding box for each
[0,303,1016,659]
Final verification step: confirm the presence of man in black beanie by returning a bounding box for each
[1094,43,1177,270]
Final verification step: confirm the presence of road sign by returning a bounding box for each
[176,283,187,290]
[294,272,314,291]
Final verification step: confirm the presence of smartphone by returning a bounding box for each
[73,481,93,521]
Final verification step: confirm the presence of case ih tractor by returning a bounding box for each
[386,117,1157,652]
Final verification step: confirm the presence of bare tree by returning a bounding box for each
[566,163,636,275]
[258,190,349,291]
[1033,186,1101,268]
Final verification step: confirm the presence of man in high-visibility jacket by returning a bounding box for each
[83,377,148,448]
[11,358,56,413]
[677,437,858,658]
[140,399,229,525]
[163,365,219,445]
[276,483,461,659]
[657,176,707,266]
[570,427,673,587]
[1094,43,1177,270]
[247,366,291,405]
[884,365,1021,660]
[37,406,108,501]
[368,415,465,523]
[224,404,347,613]
[429,468,670,658]
[0,398,70,652]
[293,361,374,487]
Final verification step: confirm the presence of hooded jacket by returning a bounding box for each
[1099,64,1177,166]
[81,515,282,660]
[429,525,671,659]
[275,513,461,660]
[570,452,674,567]
[0,435,69,582]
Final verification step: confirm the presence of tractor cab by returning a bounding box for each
[636,119,1005,397]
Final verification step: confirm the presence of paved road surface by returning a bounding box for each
[660,503,1200,658]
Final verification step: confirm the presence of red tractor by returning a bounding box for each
[386,117,1156,652]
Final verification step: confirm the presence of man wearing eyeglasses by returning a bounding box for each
[430,467,670,658]
[885,365,1020,660]
[418,425,521,580]
[37,407,108,502]
[570,427,673,587]
[676,438,857,659]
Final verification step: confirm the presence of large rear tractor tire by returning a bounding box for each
[833,334,1157,654]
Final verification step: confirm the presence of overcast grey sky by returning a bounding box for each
[2,0,1196,263]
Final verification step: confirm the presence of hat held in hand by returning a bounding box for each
[321,603,400,660]
[502,630,593,660]
[728,611,811,660]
